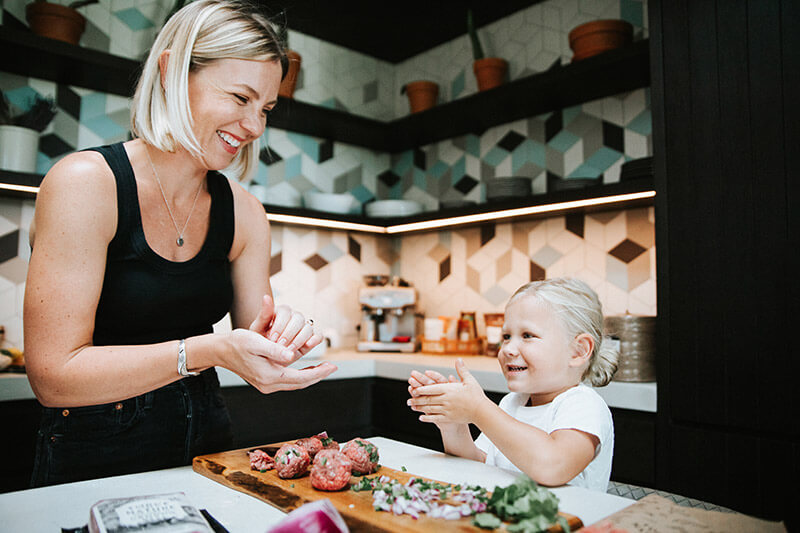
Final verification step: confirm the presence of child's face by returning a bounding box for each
[499,295,579,404]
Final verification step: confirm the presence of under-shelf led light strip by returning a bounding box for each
[0,183,654,234]
[268,190,655,234]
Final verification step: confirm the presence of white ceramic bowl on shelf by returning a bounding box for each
[303,191,357,214]
[365,200,423,217]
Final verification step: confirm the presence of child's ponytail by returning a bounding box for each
[585,336,619,387]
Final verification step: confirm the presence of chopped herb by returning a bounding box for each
[401,466,407,472]
[320,437,333,446]
[321,457,327,466]
[473,512,503,530]
[259,469,267,473]
[290,483,295,488]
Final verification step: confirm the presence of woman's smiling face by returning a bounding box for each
[186,57,281,170]
[498,295,578,405]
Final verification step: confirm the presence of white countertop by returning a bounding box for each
[0,349,657,412]
[0,436,635,532]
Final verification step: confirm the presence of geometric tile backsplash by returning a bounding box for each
[0,0,654,349]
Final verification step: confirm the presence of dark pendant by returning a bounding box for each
[177,236,184,247]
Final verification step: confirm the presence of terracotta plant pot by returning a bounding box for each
[403,81,439,114]
[26,2,87,45]
[568,19,633,61]
[278,49,302,98]
[473,57,508,91]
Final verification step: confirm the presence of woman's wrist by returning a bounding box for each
[182,334,221,374]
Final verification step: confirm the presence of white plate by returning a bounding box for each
[366,200,423,217]
[303,191,357,214]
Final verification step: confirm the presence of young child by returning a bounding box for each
[407,277,619,491]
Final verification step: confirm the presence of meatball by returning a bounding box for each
[274,443,310,479]
[341,437,379,475]
[310,450,353,491]
[316,431,339,451]
[295,437,324,459]
[248,449,274,471]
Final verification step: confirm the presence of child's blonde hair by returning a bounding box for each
[508,277,619,386]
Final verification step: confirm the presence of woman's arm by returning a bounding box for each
[409,360,597,486]
[24,153,332,408]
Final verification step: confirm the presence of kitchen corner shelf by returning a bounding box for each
[0,25,650,152]
[0,170,654,234]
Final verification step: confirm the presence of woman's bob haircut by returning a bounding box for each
[131,0,287,181]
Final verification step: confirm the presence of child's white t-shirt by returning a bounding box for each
[474,384,614,492]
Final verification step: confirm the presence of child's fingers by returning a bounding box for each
[408,376,425,389]
[413,383,450,396]
[424,370,448,383]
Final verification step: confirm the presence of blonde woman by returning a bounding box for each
[408,278,619,491]
[24,0,336,487]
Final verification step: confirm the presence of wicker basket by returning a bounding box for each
[604,315,656,382]
[420,337,485,355]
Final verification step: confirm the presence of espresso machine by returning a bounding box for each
[357,279,421,353]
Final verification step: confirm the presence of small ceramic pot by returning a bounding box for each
[568,19,633,61]
[473,57,508,91]
[403,81,439,114]
[26,2,87,45]
[279,50,302,98]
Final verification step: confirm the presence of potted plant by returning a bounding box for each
[276,10,302,99]
[0,91,57,173]
[401,81,439,114]
[467,8,508,92]
[26,0,99,46]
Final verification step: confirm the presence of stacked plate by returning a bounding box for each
[620,156,654,181]
[365,200,423,218]
[303,191,357,214]
[485,177,532,201]
[548,176,602,191]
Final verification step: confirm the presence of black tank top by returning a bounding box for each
[89,143,234,346]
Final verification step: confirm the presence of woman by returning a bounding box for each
[23,0,336,487]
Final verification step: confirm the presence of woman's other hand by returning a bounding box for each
[248,294,323,363]
[225,328,336,393]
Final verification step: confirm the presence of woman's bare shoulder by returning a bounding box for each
[39,149,116,198]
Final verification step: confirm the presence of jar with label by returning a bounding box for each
[483,313,504,356]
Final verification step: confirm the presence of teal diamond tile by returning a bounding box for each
[392,151,413,175]
[484,146,508,167]
[621,0,644,28]
[547,130,581,153]
[568,162,602,178]
[511,139,544,173]
[451,70,466,100]
[465,134,481,158]
[252,163,268,185]
[114,7,155,31]
[80,93,107,120]
[413,167,426,189]
[627,109,652,135]
[430,160,448,178]
[452,156,466,180]
[585,147,623,173]
[563,105,582,126]
[5,86,40,112]
[285,154,302,179]
[350,184,374,203]
[35,153,52,175]
[287,132,317,159]
[83,115,126,139]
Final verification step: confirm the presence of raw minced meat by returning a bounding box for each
[274,443,310,479]
[310,449,353,491]
[295,437,324,459]
[315,431,339,451]
[248,449,275,471]
[341,437,379,475]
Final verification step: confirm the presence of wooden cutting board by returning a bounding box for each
[193,442,582,532]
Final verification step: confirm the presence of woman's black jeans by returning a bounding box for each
[31,369,233,487]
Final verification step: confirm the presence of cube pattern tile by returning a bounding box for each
[0,0,654,349]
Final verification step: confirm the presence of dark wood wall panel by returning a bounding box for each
[652,0,800,522]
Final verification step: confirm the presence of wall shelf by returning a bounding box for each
[0,25,649,152]
[0,170,654,233]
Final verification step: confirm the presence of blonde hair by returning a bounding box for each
[131,0,286,180]
[508,277,619,386]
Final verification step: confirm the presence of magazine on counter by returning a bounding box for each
[88,492,214,533]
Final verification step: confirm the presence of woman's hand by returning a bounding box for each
[248,294,323,364]
[407,359,489,425]
[224,328,337,393]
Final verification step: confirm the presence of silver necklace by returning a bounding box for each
[144,146,203,247]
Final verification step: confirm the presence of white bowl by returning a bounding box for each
[365,200,423,217]
[303,191,356,214]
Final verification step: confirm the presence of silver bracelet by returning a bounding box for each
[177,339,199,377]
